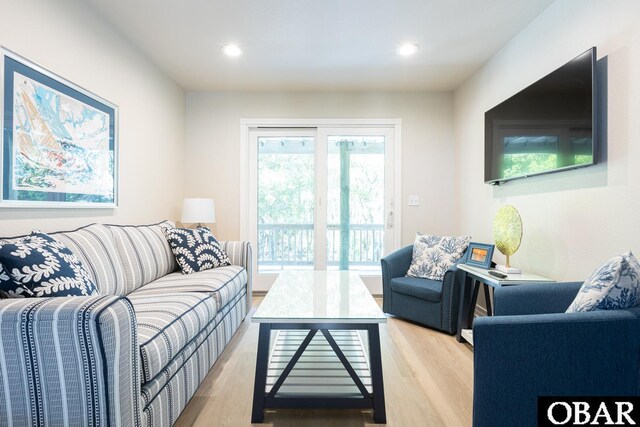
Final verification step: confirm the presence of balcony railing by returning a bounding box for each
[257,223,384,270]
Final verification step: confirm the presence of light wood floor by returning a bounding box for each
[175,297,474,426]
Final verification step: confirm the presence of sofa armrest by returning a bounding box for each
[381,245,413,280]
[437,260,467,334]
[381,245,413,313]
[473,308,640,427]
[0,296,140,427]
[220,240,253,314]
[494,281,583,316]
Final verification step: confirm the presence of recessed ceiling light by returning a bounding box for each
[397,43,419,56]
[222,44,243,57]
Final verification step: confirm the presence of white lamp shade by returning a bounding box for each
[181,198,216,224]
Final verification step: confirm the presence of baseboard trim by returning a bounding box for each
[474,305,487,318]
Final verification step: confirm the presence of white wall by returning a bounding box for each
[11,0,629,287]
[454,0,640,281]
[0,0,185,236]
[185,91,457,245]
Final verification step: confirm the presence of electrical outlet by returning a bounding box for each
[408,195,420,206]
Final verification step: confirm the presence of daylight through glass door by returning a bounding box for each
[327,136,385,272]
[257,136,315,273]
[252,127,394,279]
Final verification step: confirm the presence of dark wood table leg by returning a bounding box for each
[467,279,480,324]
[368,324,386,423]
[251,323,271,423]
[457,275,481,342]
[483,283,493,316]
[457,273,474,342]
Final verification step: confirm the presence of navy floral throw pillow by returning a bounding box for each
[0,232,98,298]
[406,233,471,281]
[163,227,231,274]
[566,251,640,312]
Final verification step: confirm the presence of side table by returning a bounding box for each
[456,263,555,343]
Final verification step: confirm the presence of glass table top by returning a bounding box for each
[252,271,386,324]
[457,263,555,286]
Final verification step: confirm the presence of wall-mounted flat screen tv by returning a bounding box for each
[485,47,596,185]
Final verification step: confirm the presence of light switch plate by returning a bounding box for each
[408,195,420,206]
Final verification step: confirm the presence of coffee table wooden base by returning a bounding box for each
[251,322,386,424]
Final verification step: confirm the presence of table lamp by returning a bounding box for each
[492,205,523,274]
[181,198,215,228]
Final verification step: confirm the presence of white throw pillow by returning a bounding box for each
[566,251,640,312]
[406,233,471,281]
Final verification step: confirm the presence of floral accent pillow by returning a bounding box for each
[0,264,11,298]
[406,233,471,281]
[566,251,640,312]
[163,227,231,274]
[0,232,98,298]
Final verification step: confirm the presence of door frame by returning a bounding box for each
[240,118,402,293]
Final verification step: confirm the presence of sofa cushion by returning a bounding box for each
[390,276,443,303]
[0,232,98,297]
[140,288,247,408]
[108,221,178,293]
[51,224,127,295]
[127,291,217,384]
[406,233,470,281]
[131,265,246,311]
[163,227,231,274]
[567,251,640,312]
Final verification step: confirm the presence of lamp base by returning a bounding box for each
[496,264,521,274]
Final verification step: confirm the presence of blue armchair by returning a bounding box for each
[473,281,640,427]
[381,245,468,334]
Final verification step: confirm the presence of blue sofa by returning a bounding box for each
[473,281,640,427]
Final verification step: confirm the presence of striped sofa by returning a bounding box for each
[0,221,252,427]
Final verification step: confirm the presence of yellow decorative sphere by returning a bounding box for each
[492,205,523,257]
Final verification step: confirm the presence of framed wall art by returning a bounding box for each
[1,48,118,208]
[465,242,495,269]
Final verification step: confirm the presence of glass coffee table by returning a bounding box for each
[251,271,387,423]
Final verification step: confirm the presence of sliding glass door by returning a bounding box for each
[256,131,316,272]
[249,126,395,289]
[322,129,392,272]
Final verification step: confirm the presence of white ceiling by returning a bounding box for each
[84,0,554,91]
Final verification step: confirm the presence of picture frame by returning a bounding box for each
[1,48,118,208]
[466,242,495,269]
